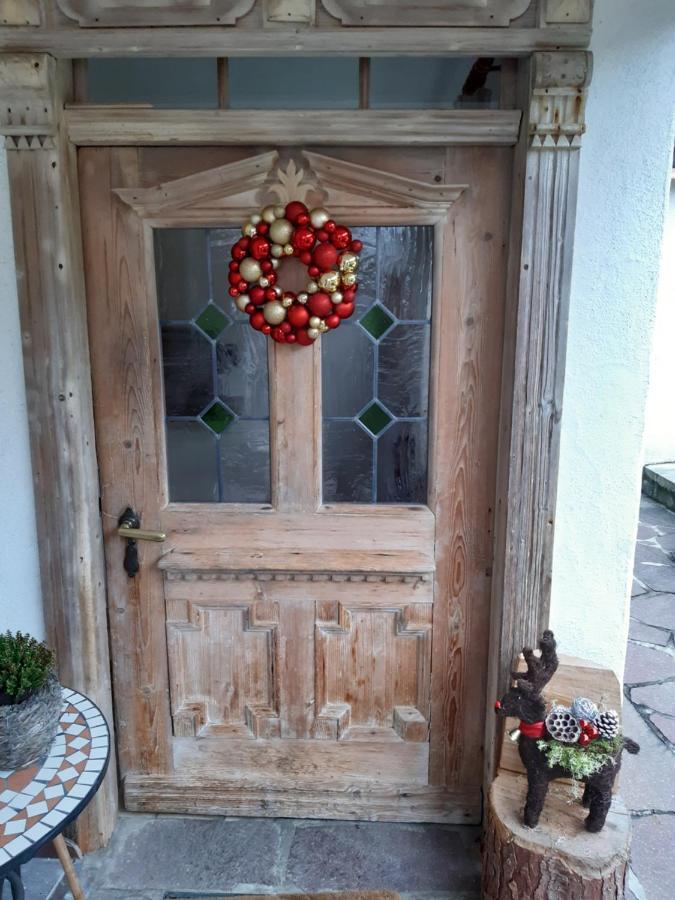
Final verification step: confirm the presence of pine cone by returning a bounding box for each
[545,705,581,743]
[571,696,599,722]
[596,709,620,739]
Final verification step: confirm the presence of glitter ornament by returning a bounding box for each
[571,697,599,723]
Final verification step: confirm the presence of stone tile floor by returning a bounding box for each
[12,494,674,900]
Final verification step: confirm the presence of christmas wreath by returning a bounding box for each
[228,202,363,346]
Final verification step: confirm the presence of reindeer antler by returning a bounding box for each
[512,630,558,693]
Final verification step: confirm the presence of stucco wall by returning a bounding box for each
[0,145,44,637]
[643,178,675,464]
[0,2,674,683]
[549,0,675,677]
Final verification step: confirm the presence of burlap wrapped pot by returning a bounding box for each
[0,674,62,769]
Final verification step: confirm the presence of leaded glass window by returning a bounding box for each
[322,226,433,505]
[155,228,271,503]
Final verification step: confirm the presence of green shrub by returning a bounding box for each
[0,631,55,704]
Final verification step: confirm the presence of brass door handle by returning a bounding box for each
[117,507,165,578]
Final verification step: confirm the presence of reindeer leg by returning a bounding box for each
[581,783,591,808]
[524,770,550,828]
[585,784,612,832]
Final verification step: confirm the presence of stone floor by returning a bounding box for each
[12,494,675,900]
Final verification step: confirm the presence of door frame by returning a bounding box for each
[0,12,592,850]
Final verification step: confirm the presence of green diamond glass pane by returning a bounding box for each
[196,304,229,339]
[359,402,392,436]
[359,304,394,340]
[201,401,234,435]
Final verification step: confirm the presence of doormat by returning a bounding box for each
[164,893,401,899]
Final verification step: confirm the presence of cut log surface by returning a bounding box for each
[483,772,631,899]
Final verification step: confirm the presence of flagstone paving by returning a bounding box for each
[13,495,675,900]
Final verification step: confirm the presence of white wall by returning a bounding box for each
[644,178,675,464]
[549,0,675,677]
[0,146,44,638]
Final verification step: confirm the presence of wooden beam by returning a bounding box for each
[65,107,522,147]
[485,51,591,781]
[2,55,117,851]
[0,25,592,58]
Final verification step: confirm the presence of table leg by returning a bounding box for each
[53,833,85,900]
[5,867,25,900]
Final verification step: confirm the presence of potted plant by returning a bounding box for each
[0,631,62,769]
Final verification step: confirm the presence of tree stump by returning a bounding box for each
[482,772,631,899]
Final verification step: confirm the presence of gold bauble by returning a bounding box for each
[239,257,262,283]
[263,300,287,326]
[318,270,341,293]
[274,205,286,218]
[339,252,359,273]
[341,272,357,286]
[307,281,319,294]
[250,213,262,225]
[307,327,320,340]
[284,243,295,256]
[318,321,329,333]
[282,295,294,309]
[235,294,250,312]
[309,207,329,229]
[262,205,277,224]
[242,222,257,237]
[258,276,270,288]
[269,218,293,245]
[271,244,284,258]
[297,292,309,304]
[309,316,322,329]
[331,291,343,303]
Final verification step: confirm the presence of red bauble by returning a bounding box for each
[324,220,336,233]
[326,314,340,329]
[256,222,269,235]
[342,288,356,304]
[250,236,270,260]
[285,201,308,223]
[280,321,292,334]
[292,225,316,252]
[271,326,287,343]
[334,301,355,319]
[313,242,339,270]
[285,333,297,343]
[295,329,314,346]
[308,265,320,278]
[287,305,310,329]
[308,292,333,318]
[238,280,249,293]
[232,245,247,261]
[249,286,266,305]
[262,324,272,335]
[331,225,351,250]
[237,237,251,250]
[261,260,273,274]
[229,261,239,272]
[228,286,239,297]
[250,312,265,331]
[265,288,277,301]
[244,303,255,315]
[316,229,329,243]
[267,272,277,286]
[350,239,363,253]
[296,213,310,226]
[228,272,240,286]
[299,251,313,266]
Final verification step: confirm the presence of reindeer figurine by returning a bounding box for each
[494,630,640,832]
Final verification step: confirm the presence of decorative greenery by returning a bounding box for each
[537,735,624,780]
[0,631,55,705]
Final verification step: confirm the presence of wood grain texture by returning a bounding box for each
[321,0,532,27]
[0,26,592,57]
[79,146,172,777]
[55,0,256,26]
[65,108,522,148]
[427,147,512,790]
[5,59,116,851]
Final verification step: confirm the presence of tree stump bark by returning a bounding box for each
[482,773,631,899]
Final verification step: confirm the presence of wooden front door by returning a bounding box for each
[79,144,511,823]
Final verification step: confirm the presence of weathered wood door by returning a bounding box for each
[79,144,511,823]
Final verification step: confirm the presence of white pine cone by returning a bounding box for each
[596,709,620,739]
[571,696,599,722]
[546,705,582,743]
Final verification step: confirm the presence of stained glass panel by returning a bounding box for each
[322,225,433,505]
[155,228,271,503]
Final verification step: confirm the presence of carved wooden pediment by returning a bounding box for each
[56,0,256,26]
[114,150,467,221]
[320,0,533,27]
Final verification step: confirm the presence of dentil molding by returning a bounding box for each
[529,51,591,149]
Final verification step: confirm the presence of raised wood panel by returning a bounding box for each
[0,1,41,26]
[321,0,532,27]
[167,599,280,738]
[315,602,432,742]
[65,108,522,148]
[56,0,256,26]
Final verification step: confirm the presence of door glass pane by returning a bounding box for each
[229,58,359,109]
[88,58,218,108]
[322,226,433,505]
[155,228,271,503]
[370,57,501,108]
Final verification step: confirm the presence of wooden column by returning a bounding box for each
[486,52,592,777]
[0,53,117,850]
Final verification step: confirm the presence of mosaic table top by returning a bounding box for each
[0,687,110,875]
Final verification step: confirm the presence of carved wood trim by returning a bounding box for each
[56,0,256,27]
[540,0,592,25]
[164,571,432,585]
[320,0,533,27]
[0,1,41,26]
